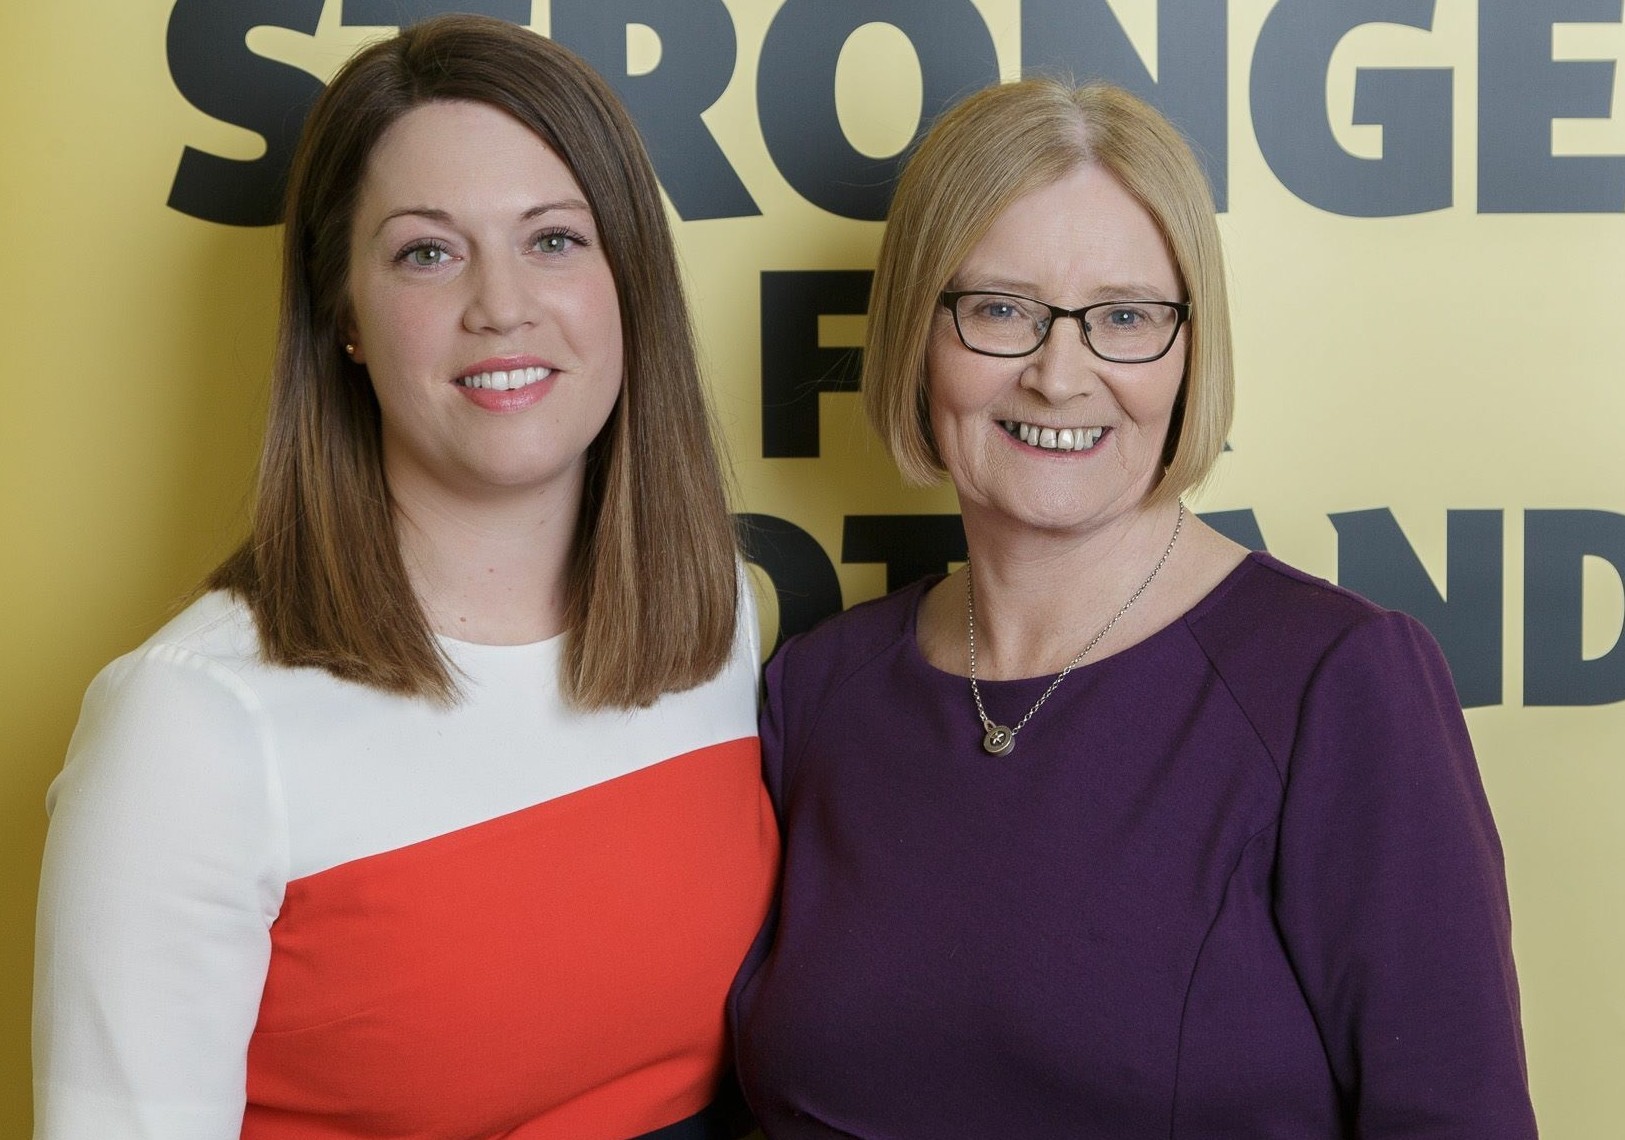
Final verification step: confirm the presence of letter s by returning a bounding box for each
[166,0,326,227]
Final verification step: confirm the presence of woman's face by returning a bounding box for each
[346,99,623,510]
[925,162,1188,538]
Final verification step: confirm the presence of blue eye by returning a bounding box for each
[1103,306,1149,328]
[974,296,1030,322]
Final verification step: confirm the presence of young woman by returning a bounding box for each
[35,16,775,1139]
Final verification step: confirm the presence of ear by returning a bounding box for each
[342,318,366,365]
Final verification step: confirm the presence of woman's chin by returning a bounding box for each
[957,485,1156,539]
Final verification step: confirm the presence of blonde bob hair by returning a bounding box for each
[864,78,1233,505]
[211,14,738,709]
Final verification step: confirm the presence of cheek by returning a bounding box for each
[922,362,964,451]
[924,365,996,475]
[924,339,997,422]
[602,316,625,382]
[348,279,425,368]
[365,364,423,435]
[569,273,627,372]
[358,287,432,345]
[349,291,437,418]
[1124,345,1188,429]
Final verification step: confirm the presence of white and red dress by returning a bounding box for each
[34,589,778,1140]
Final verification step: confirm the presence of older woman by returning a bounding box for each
[730,79,1536,1137]
[34,15,774,1139]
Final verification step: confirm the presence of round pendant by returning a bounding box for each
[982,724,1015,756]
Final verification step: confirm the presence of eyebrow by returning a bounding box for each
[1084,282,1181,302]
[957,277,1181,303]
[370,198,593,238]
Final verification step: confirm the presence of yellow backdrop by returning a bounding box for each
[4,2,1623,1134]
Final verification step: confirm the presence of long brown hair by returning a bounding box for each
[211,14,739,708]
[864,78,1233,506]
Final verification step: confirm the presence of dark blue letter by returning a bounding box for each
[342,1,528,24]
[552,0,758,220]
[738,514,843,649]
[166,0,326,226]
[1331,509,1503,707]
[758,0,998,220]
[1525,510,1625,707]
[1200,509,1267,551]
[1479,0,1625,213]
[843,515,967,593]
[1021,0,1229,210]
[760,270,872,458]
[1252,0,1452,216]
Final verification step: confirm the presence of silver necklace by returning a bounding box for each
[966,503,1185,757]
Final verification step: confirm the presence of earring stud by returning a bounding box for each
[344,343,357,357]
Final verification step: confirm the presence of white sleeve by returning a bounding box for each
[739,556,764,687]
[33,644,288,1140]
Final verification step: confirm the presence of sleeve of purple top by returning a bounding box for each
[1273,609,1538,1138]
[758,641,790,817]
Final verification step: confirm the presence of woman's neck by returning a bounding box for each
[389,474,583,646]
[982,503,1184,668]
[919,498,1233,681]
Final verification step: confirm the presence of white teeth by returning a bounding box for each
[460,366,550,391]
[1003,420,1105,452]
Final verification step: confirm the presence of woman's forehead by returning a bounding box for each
[951,165,1180,298]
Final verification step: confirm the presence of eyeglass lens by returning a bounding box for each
[952,293,1182,361]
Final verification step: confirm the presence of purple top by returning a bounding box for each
[730,553,1536,1139]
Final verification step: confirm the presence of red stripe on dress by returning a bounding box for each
[244,737,778,1140]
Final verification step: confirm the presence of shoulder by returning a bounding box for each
[1185,553,1456,770]
[111,590,262,679]
[766,578,927,701]
[83,591,264,715]
[1186,551,1440,670]
[61,592,285,815]
[48,593,291,904]
[757,579,927,804]
[1187,553,1386,646]
[148,589,258,653]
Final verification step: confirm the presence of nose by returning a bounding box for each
[463,254,536,335]
[1019,314,1100,403]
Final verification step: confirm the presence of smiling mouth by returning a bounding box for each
[458,366,552,391]
[1001,420,1106,452]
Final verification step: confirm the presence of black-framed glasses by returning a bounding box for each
[939,290,1191,363]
